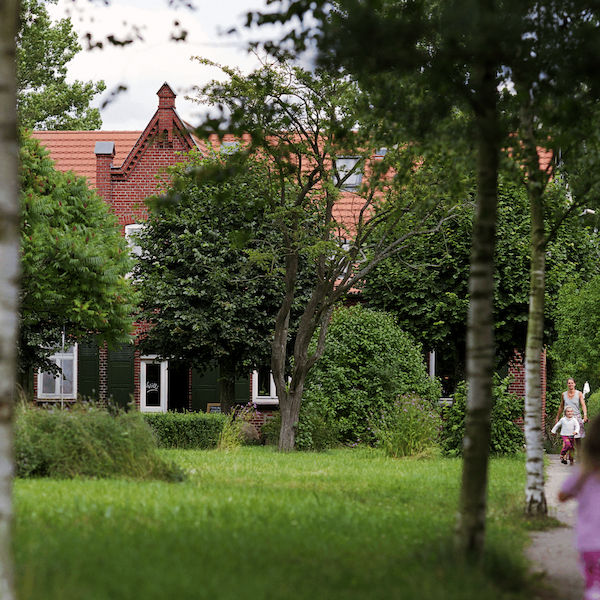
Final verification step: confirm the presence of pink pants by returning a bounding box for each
[561,435,575,459]
[581,551,600,600]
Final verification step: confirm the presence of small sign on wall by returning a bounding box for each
[207,403,221,413]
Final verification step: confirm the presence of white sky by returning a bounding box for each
[47,0,285,130]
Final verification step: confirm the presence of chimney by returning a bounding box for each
[94,141,115,202]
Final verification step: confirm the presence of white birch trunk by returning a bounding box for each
[0,0,21,597]
[521,107,548,514]
[456,51,500,556]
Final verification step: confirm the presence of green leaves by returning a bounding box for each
[16,0,106,130]
[19,131,137,374]
[135,152,292,379]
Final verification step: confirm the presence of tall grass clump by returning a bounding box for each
[14,401,184,481]
[217,402,260,450]
[368,393,442,457]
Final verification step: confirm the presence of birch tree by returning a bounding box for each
[507,4,600,514]
[0,0,21,596]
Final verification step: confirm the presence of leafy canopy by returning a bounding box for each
[134,151,310,399]
[17,0,105,130]
[19,131,137,374]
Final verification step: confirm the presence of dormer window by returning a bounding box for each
[335,157,362,191]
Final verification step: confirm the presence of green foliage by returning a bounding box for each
[135,151,310,411]
[14,402,184,481]
[217,403,261,450]
[261,401,339,451]
[304,305,441,443]
[364,177,598,395]
[549,275,600,399]
[143,412,226,449]
[441,376,524,456]
[586,390,600,423]
[368,393,442,458]
[19,131,136,375]
[17,0,105,130]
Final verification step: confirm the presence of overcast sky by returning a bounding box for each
[48,0,284,130]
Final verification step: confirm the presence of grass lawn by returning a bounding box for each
[14,447,535,600]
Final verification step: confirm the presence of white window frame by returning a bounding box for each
[335,157,363,191]
[37,344,78,400]
[140,356,168,413]
[251,369,280,405]
[125,223,144,258]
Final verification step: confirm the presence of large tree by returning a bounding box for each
[134,151,311,414]
[19,131,137,390]
[0,0,21,596]
[16,0,105,130]
[192,58,457,450]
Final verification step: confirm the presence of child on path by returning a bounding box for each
[559,415,600,600]
[552,406,580,465]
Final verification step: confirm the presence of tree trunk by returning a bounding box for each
[521,106,548,515]
[219,359,236,415]
[456,55,500,557]
[524,188,547,513]
[278,386,303,451]
[0,0,21,597]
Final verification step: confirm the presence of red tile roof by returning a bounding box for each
[31,130,143,188]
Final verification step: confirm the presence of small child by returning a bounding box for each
[559,415,600,600]
[551,406,580,465]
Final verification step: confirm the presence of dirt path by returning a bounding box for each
[527,454,584,600]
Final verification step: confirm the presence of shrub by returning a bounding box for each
[261,401,339,451]
[217,403,260,451]
[368,393,442,458]
[586,390,600,422]
[304,305,442,443]
[15,402,184,481]
[143,411,226,449]
[441,375,524,456]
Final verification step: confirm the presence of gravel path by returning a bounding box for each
[527,454,584,600]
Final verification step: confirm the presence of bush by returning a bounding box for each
[217,403,261,451]
[15,402,184,481]
[441,375,524,456]
[261,401,339,451]
[586,390,600,422]
[368,393,442,458]
[143,411,226,449]
[304,305,442,443]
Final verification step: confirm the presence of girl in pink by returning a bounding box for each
[559,415,600,600]
[552,406,581,465]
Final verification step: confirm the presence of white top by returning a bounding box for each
[551,416,580,437]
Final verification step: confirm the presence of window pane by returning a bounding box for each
[336,157,362,190]
[41,371,57,395]
[257,368,271,396]
[60,359,74,395]
[145,364,161,406]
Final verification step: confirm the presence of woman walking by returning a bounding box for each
[555,377,589,462]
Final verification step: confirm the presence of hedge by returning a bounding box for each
[143,412,227,449]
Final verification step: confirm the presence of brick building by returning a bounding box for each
[33,82,541,420]
[33,83,259,413]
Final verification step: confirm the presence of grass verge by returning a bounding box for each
[14,448,535,600]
